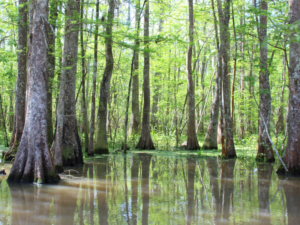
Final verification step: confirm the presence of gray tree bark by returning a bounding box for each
[129,0,141,136]
[9,0,28,152]
[46,0,59,145]
[7,0,60,183]
[277,0,300,175]
[217,0,236,157]
[151,18,163,130]
[256,0,274,162]
[203,0,220,150]
[51,0,83,172]
[80,0,89,153]
[87,0,99,156]
[136,0,155,150]
[186,0,199,150]
[94,0,115,154]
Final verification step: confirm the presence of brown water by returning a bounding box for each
[0,151,299,225]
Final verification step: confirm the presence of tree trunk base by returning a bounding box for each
[255,155,275,163]
[202,145,218,150]
[136,136,155,150]
[94,147,109,154]
[87,152,95,157]
[277,165,300,176]
[256,144,275,163]
[55,164,64,174]
[221,154,237,159]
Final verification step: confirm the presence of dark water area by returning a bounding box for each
[0,151,299,224]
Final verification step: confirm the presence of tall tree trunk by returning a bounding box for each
[186,0,200,150]
[256,0,274,162]
[81,0,89,153]
[247,45,254,134]
[199,53,206,134]
[203,0,220,150]
[136,0,155,150]
[277,0,300,175]
[238,16,245,140]
[94,0,115,154]
[275,55,286,136]
[9,0,28,152]
[151,18,163,130]
[7,0,60,183]
[129,0,140,136]
[231,1,237,134]
[46,0,59,145]
[88,0,99,156]
[51,0,83,172]
[217,0,236,157]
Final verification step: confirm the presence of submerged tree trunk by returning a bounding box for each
[256,0,274,162]
[9,0,28,152]
[129,0,140,136]
[51,0,83,172]
[46,0,59,145]
[186,0,199,150]
[277,0,300,175]
[8,0,60,183]
[88,0,99,156]
[94,0,115,154]
[136,0,155,150]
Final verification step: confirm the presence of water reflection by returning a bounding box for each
[0,153,299,224]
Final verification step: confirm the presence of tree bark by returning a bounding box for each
[46,0,59,145]
[186,0,200,150]
[7,0,60,183]
[95,0,115,154]
[88,0,99,156]
[51,0,83,172]
[81,0,89,153]
[151,18,163,130]
[9,0,28,152]
[277,0,300,175]
[203,0,220,150]
[217,0,236,157]
[136,0,155,150]
[256,0,274,162]
[129,0,141,136]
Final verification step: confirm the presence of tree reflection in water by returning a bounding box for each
[257,163,273,225]
[2,153,300,224]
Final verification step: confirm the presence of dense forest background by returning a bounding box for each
[0,0,289,152]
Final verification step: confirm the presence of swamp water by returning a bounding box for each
[0,151,299,225]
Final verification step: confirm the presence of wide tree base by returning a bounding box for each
[221,154,237,159]
[202,145,218,150]
[94,147,109,154]
[255,155,275,163]
[136,135,155,150]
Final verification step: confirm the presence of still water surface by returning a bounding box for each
[0,151,299,224]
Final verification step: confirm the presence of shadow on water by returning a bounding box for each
[1,152,300,224]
